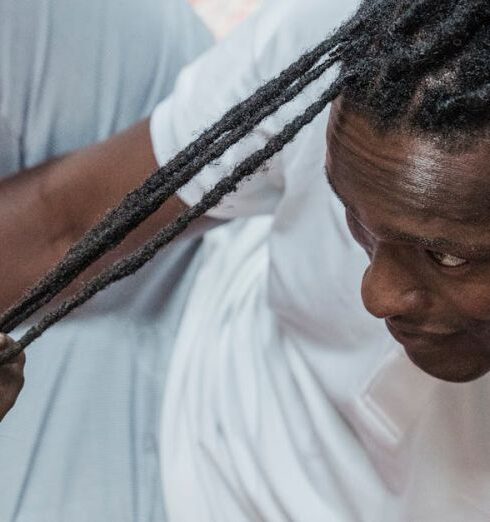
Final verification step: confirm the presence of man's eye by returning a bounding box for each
[427,250,468,268]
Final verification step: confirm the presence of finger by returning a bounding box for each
[0,333,25,419]
[0,333,25,368]
[0,370,24,411]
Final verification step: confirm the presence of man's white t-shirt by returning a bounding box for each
[150,0,490,520]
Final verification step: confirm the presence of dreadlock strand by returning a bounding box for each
[392,0,456,36]
[0,37,346,333]
[417,83,490,133]
[341,0,490,134]
[0,79,343,364]
[377,2,478,98]
[0,52,342,334]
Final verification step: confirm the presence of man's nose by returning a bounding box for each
[361,243,428,319]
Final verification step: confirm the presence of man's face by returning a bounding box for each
[326,99,490,383]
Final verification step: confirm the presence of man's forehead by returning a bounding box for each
[326,100,490,226]
[326,165,490,258]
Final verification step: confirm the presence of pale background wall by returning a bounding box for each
[189,0,262,38]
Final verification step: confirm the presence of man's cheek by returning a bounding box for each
[448,284,490,322]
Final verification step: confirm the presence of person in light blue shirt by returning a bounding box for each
[0,1,211,520]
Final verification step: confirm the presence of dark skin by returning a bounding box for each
[0,334,25,421]
[326,98,490,383]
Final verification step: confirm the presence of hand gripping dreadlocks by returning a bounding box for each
[1,0,489,364]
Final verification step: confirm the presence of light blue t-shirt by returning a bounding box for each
[0,1,212,520]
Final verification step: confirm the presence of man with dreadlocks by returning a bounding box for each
[1,0,490,519]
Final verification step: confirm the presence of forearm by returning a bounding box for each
[0,118,216,314]
[0,159,72,313]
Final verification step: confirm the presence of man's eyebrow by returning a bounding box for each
[379,229,490,256]
[324,164,490,257]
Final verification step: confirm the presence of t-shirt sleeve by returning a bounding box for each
[150,0,323,220]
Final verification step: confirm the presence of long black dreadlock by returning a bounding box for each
[1,0,489,364]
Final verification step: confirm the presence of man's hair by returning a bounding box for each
[1,0,488,362]
[340,0,490,147]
